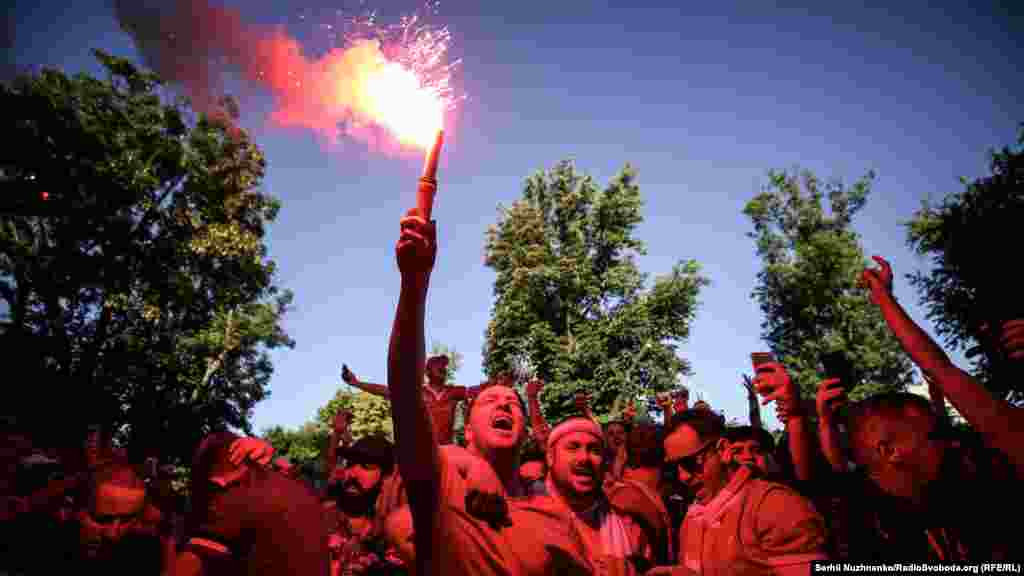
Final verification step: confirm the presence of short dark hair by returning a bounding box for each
[723,426,776,453]
[84,462,146,510]
[464,382,528,421]
[666,409,726,443]
[604,420,633,434]
[847,392,938,440]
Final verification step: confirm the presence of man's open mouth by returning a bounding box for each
[571,467,594,479]
[491,415,514,430]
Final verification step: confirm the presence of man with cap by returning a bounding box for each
[342,355,479,444]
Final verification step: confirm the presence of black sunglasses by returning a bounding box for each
[667,439,716,474]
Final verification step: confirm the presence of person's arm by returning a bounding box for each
[342,365,391,398]
[655,393,673,422]
[743,375,764,430]
[814,379,849,474]
[575,392,596,422]
[324,410,353,483]
[863,256,1024,475]
[386,210,442,576]
[526,379,551,447]
[755,363,814,482]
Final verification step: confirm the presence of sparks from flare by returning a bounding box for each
[115,0,462,153]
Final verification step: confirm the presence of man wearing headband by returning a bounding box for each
[537,416,654,574]
[342,355,479,444]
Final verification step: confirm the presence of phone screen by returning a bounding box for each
[821,351,854,389]
[750,352,775,371]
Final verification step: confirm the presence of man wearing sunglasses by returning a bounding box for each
[648,410,827,576]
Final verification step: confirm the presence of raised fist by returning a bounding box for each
[396,209,437,277]
[860,255,894,304]
[341,365,356,385]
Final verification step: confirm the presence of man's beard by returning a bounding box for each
[335,480,382,517]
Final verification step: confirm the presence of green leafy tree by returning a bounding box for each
[316,390,395,441]
[0,51,293,462]
[484,160,708,425]
[743,168,914,400]
[905,126,1024,405]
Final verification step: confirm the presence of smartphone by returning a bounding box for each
[750,352,775,371]
[820,351,855,389]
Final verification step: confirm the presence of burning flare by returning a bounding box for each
[114,0,458,151]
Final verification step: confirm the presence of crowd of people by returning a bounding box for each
[1,208,1022,575]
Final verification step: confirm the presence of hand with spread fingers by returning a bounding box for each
[752,362,801,421]
[815,378,848,424]
[228,436,275,467]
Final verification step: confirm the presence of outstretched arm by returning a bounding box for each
[386,210,442,576]
[342,365,391,398]
[863,256,1024,475]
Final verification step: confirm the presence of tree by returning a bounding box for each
[743,168,914,400]
[484,160,708,425]
[905,125,1024,405]
[0,51,293,462]
[316,390,395,441]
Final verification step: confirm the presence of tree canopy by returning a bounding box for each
[483,160,707,424]
[905,124,1024,405]
[0,51,292,461]
[743,167,914,400]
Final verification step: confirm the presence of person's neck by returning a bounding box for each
[426,376,445,390]
[339,494,378,518]
[473,445,523,496]
[546,478,599,515]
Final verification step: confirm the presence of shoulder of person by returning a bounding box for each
[605,480,668,531]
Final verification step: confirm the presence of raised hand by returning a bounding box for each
[228,437,275,467]
[622,401,637,422]
[860,255,894,304]
[396,209,437,277]
[752,362,800,418]
[672,388,689,413]
[341,364,356,385]
[815,378,848,423]
[574,391,590,411]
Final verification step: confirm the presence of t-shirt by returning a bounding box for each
[423,448,594,576]
[186,437,328,576]
[423,385,468,444]
[679,466,827,576]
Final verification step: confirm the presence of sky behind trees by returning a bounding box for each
[5,0,1021,431]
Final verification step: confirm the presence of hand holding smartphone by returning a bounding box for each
[820,351,855,390]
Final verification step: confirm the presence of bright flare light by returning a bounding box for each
[361,59,444,149]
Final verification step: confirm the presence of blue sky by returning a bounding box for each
[6,0,1021,432]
